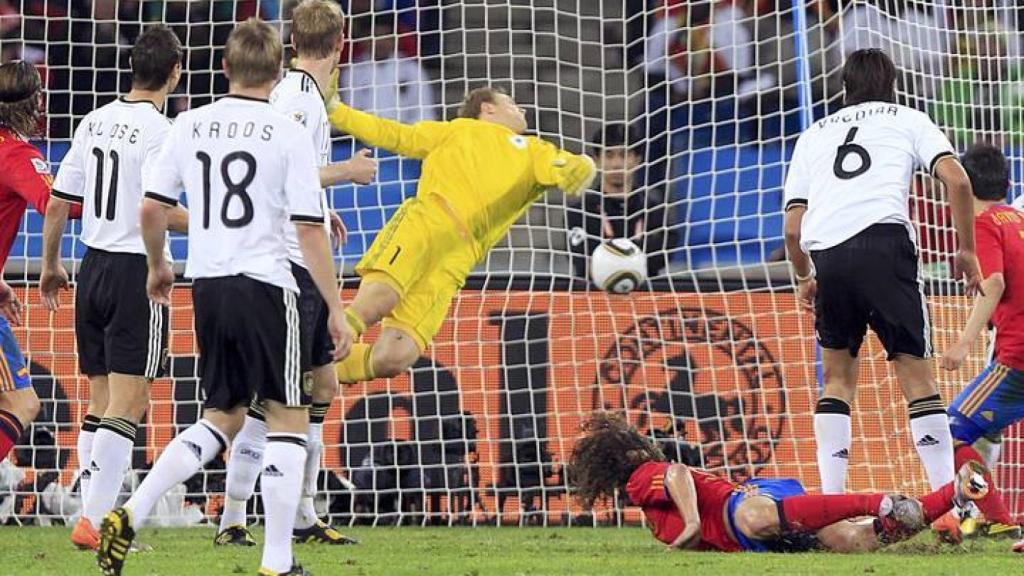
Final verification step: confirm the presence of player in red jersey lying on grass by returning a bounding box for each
[569,414,989,552]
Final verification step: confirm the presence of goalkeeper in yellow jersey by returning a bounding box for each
[326,86,596,382]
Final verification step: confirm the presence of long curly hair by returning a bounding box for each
[568,413,665,509]
[0,61,42,137]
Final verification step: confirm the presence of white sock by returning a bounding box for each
[973,435,1003,469]
[909,402,955,490]
[261,434,307,574]
[219,415,267,531]
[125,420,227,525]
[294,419,324,530]
[84,418,136,526]
[814,397,851,494]
[77,416,100,505]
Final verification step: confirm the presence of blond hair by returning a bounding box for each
[224,18,283,88]
[457,86,506,119]
[291,0,345,59]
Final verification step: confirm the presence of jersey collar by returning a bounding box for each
[221,94,270,103]
[290,68,322,96]
[118,96,162,112]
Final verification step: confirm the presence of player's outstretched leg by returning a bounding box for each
[216,400,266,547]
[734,463,988,554]
[97,414,234,575]
[292,365,358,545]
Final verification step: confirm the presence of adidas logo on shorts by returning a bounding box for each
[263,465,284,478]
[916,434,940,447]
[832,448,849,459]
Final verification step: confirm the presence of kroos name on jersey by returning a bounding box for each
[190,120,274,142]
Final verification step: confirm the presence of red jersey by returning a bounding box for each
[975,205,1024,371]
[0,128,55,270]
[626,461,741,552]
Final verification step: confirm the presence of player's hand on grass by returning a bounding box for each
[344,149,378,185]
[39,265,70,311]
[797,278,817,313]
[329,211,348,250]
[0,280,23,327]
[146,260,174,306]
[954,249,985,297]
[328,308,353,361]
[941,341,970,372]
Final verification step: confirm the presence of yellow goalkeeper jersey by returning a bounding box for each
[328,102,593,255]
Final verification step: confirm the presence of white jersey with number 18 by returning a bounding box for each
[143,95,324,292]
[52,98,171,256]
[271,69,332,268]
[783,101,955,253]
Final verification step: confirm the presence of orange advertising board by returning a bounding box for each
[10,286,1021,523]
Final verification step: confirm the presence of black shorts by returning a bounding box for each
[291,262,334,370]
[75,248,168,378]
[192,276,310,410]
[810,223,931,360]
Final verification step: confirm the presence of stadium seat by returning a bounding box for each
[672,143,787,270]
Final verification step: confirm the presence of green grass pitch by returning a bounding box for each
[2,526,1020,575]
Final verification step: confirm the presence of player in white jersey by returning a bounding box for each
[216,0,374,548]
[97,20,352,576]
[37,26,186,551]
[783,49,983,497]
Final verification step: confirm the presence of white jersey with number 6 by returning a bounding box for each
[783,101,955,253]
[52,98,171,256]
[270,69,332,268]
[143,95,324,292]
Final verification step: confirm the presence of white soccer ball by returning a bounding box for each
[590,238,647,293]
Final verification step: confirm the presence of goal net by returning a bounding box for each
[3,0,1022,527]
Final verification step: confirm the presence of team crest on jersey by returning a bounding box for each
[508,135,527,149]
[291,110,308,126]
[31,157,50,174]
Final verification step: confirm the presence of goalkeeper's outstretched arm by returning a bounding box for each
[531,139,597,196]
[327,100,450,160]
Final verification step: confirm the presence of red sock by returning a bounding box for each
[919,481,955,523]
[781,493,885,532]
[955,444,1012,524]
[0,410,24,462]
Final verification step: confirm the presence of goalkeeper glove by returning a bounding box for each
[288,58,342,114]
[552,154,597,196]
[323,66,341,115]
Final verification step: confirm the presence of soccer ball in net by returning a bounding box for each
[590,239,647,294]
